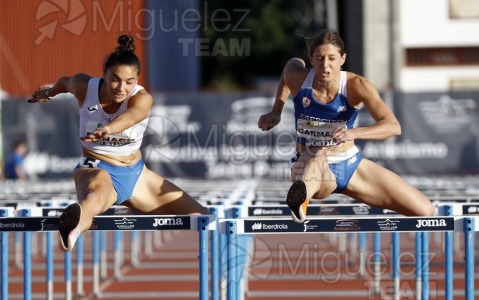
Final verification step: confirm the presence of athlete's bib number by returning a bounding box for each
[80,157,99,168]
[296,119,346,147]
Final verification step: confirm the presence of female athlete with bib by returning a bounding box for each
[258,30,434,223]
[29,35,207,251]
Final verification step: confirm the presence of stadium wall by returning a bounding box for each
[1,91,479,179]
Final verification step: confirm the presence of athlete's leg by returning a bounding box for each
[343,158,435,216]
[288,149,337,222]
[72,168,118,229]
[59,168,117,251]
[126,166,208,215]
[291,149,337,199]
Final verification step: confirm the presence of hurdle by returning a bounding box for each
[226,202,403,295]
[2,201,161,298]
[225,200,479,298]
[0,207,215,300]
[2,177,479,299]
[220,215,476,300]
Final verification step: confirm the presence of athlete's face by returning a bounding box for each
[309,43,346,83]
[103,65,139,103]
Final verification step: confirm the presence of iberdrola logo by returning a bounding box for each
[35,0,87,45]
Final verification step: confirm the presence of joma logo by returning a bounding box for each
[416,219,447,228]
[152,218,183,227]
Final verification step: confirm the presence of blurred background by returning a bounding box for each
[1,0,479,180]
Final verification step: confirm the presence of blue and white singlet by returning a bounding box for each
[293,69,359,147]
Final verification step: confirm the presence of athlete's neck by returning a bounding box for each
[313,74,340,93]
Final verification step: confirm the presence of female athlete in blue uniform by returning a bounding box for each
[29,35,207,251]
[258,30,435,223]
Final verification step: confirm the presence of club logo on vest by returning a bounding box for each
[302,97,311,108]
[88,105,99,112]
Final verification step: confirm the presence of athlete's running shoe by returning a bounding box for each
[286,180,309,223]
[58,203,82,252]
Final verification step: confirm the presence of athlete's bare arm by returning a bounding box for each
[29,73,91,106]
[258,58,308,131]
[345,73,401,141]
[81,91,153,142]
[282,58,309,97]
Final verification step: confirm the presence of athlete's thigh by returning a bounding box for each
[343,158,433,216]
[73,168,117,211]
[129,167,207,215]
[290,151,337,198]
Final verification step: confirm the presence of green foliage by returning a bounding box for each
[200,0,302,91]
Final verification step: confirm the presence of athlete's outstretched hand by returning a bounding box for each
[28,86,51,103]
[81,126,112,142]
[258,112,281,131]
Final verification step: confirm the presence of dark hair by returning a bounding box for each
[12,140,26,150]
[306,29,346,57]
[103,35,141,74]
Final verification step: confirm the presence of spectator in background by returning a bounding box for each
[4,141,28,180]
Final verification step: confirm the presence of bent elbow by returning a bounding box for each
[394,125,402,136]
[393,123,401,136]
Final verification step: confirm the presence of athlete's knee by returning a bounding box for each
[424,201,436,216]
[417,200,435,216]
